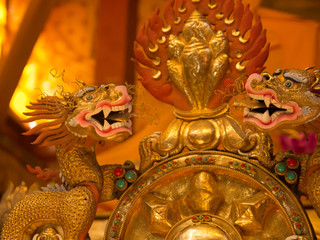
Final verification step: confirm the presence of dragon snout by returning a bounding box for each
[245,73,264,92]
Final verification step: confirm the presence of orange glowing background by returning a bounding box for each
[8,0,97,125]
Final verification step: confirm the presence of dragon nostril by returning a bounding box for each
[105,85,110,90]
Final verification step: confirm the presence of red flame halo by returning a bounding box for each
[134,0,269,111]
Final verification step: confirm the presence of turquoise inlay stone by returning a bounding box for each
[297,230,302,235]
[203,157,207,161]
[199,216,203,220]
[117,179,126,189]
[168,163,172,167]
[234,162,238,166]
[276,163,286,173]
[287,171,296,181]
[114,220,118,224]
[294,217,300,221]
[246,166,251,170]
[111,231,116,237]
[125,171,136,181]
[269,181,274,186]
[191,157,195,161]
[158,168,161,172]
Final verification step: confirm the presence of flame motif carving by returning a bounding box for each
[134,0,269,111]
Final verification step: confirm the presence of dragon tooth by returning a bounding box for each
[126,120,132,128]
[103,108,111,118]
[244,107,249,116]
[41,187,50,191]
[103,120,110,130]
[262,110,271,123]
[95,121,103,131]
[128,104,132,113]
[85,114,91,121]
[47,184,55,191]
[113,122,121,128]
[112,106,119,111]
[69,118,78,126]
[264,96,271,108]
[271,112,280,122]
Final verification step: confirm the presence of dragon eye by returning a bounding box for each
[86,94,93,100]
[284,80,293,88]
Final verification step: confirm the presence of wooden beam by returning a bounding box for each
[0,0,57,127]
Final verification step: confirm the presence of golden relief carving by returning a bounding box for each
[105,152,313,239]
[1,0,319,239]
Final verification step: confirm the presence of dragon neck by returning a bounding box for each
[55,144,103,190]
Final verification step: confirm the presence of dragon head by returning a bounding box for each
[237,68,320,131]
[23,83,133,147]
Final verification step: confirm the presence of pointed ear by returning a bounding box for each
[310,69,320,95]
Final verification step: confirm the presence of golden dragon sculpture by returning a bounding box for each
[1,83,137,239]
[236,68,320,218]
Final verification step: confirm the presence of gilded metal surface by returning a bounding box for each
[32,227,62,240]
[138,7,272,173]
[129,1,316,239]
[235,68,320,230]
[238,69,320,131]
[3,0,318,239]
[1,84,134,239]
[167,11,229,110]
[104,151,315,239]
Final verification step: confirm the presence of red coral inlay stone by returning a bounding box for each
[287,158,297,167]
[114,167,124,177]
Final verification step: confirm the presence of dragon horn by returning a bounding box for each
[304,65,315,71]
[310,69,320,94]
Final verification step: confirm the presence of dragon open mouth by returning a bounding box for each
[243,93,294,125]
[84,102,132,132]
[236,73,302,130]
